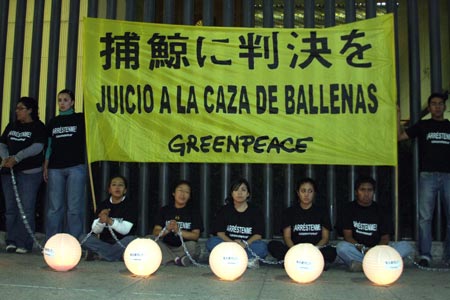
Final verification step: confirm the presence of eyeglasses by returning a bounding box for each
[15,106,28,111]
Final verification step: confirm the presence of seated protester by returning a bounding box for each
[336,176,413,271]
[80,176,136,261]
[268,177,336,267]
[206,178,268,269]
[153,180,203,267]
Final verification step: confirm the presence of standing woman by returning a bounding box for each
[0,97,47,253]
[268,177,336,266]
[153,180,203,266]
[206,178,268,269]
[44,89,86,240]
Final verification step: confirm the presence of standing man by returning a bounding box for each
[398,92,450,267]
[336,176,413,271]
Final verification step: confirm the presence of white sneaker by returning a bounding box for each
[15,248,29,254]
[247,258,260,269]
[6,244,17,253]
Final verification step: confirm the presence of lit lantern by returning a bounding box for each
[124,238,162,276]
[43,233,82,272]
[363,245,403,285]
[209,242,248,281]
[284,243,324,283]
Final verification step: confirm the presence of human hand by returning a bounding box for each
[43,167,48,182]
[167,220,179,233]
[98,209,111,224]
[2,156,17,168]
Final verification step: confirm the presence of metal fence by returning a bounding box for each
[0,0,448,242]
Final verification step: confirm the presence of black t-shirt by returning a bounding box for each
[154,204,203,232]
[341,201,391,247]
[406,119,450,172]
[213,203,264,241]
[154,204,203,246]
[0,120,46,172]
[47,113,85,168]
[95,197,137,244]
[281,204,332,245]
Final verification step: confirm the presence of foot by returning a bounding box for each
[349,260,363,272]
[247,258,260,269]
[84,250,98,261]
[15,247,29,254]
[6,244,17,253]
[180,256,192,266]
[418,258,430,268]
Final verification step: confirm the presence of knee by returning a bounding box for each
[206,236,222,251]
[336,241,352,254]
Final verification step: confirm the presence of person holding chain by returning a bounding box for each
[152,180,203,266]
[80,175,136,261]
[206,178,268,269]
[0,97,46,254]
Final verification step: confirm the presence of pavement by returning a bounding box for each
[1,242,450,300]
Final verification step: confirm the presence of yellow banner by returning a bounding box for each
[83,14,397,165]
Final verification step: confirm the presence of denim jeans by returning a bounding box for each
[1,171,43,251]
[418,172,450,260]
[336,241,414,266]
[80,233,135,261]
[46,164,86,240]
[206,236,268,259]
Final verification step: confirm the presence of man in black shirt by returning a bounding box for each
[398,92,450,267]
[336,176,413,271]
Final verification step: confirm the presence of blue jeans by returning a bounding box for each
[1,171,43,251]
[418,172,450,260]
[336,241,413,266]
[46,164,86,240]
[80,233,135,261]
[206,236,268,259]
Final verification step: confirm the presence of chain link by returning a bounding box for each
[9,168,43,250]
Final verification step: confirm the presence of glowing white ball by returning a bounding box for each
[43,233,82,272]
[209,242,248,281]
[363,245,403,285]
[124,238,162,276]
[284,243,324,283]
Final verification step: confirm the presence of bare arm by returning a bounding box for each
[180,229,200,241]
[316,227,330,247]
[282,226,295,248]
[343,229,359,245]
[378,234,390,245]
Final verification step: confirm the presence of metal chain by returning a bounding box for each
[9,166,450,272]
[243,240,284,265]
[407,256,450,272]
[107,224,126,249]
[177,227,209,268]
[9,168,43,250]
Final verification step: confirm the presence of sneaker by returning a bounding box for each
[6,244,17,253]
[15,247,29,254]
[418,258,430,268]
[247,258,260,269]
[180,256,192,267]
[349,260,363,272]
[174,256,182,266]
